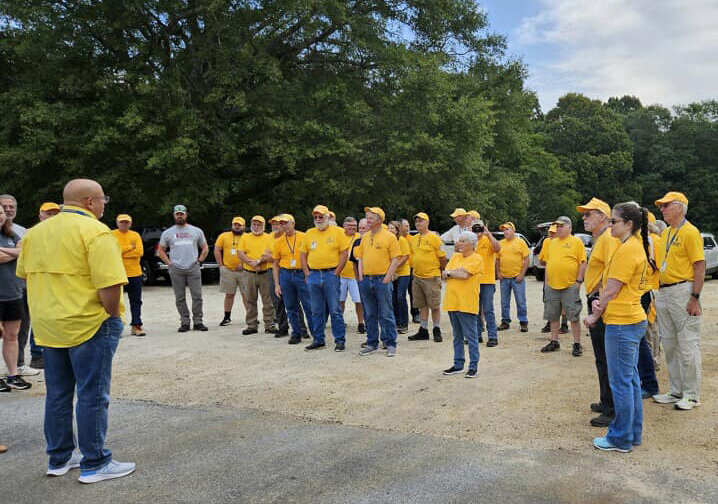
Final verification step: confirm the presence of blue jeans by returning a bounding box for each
[307,270,345,344]
[280,268,313,337]
[478,284,498,340]
[450,311,480,371]
[44,316,124,471]
[126,275,143,326]
[499,278,528,324]
[605,321,648,450]
[392,275,410,327]
[359,276,397,348]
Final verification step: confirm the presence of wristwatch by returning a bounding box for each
[576,279,583,283]
[691,292,700,300]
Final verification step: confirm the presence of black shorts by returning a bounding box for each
[0,298,25,322]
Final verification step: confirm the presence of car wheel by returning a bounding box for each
[141,261,156,286]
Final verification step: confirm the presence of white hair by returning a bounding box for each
[458,231,478,246]
[676,201,688,216]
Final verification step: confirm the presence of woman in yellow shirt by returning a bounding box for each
[586,202,656,453]
[441,231,484,378]
[388,221,411,334]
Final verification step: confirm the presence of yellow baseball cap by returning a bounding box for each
[499,222,515,231]
[328,210,336,220]
[116,214,132,222]
[450,208,468,218]
[382,223,388,229]
[40,202,60,212]
[414,212,429,222]
[251,215,265,224]
[232,216,245,225]
[312,205,329,215]
[364,206,386,222]
[655,191,688,207]
[278,213,295,222]
[577,197,611,217]
[548,224,558,234]
[269,215,282,224]
[467,210,481,220]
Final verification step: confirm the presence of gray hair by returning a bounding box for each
[457,231,478,246]
[343,216,357,224]
[0,194,17,205]
[676,201,688,216]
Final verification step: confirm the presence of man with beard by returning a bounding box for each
[214,217,247,326]
[237,216,276,335]
[158,205,209,332]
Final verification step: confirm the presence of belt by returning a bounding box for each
[245,269,269,275]
[281,267,304,273]
[659,280,687,288]
[311,267,336,272]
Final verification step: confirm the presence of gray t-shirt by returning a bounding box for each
[0,233,23,301]
[12,222,27,239]
[159,224,207,270]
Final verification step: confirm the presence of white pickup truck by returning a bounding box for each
[702,233,718,279]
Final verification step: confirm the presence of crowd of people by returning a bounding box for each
[0,179,706,482]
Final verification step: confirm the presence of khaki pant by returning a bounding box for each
[656,281,701,400]
[243,270,274,329]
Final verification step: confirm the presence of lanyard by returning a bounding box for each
[285,233,297,255]
[661,219,686,270]
[62,209,93,218]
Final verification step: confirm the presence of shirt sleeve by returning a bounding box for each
[88,232,129,289]
[354,237,364,259]
[300,232,311,253]
[520,240,529,257]
[685,227,705,263]
[272,238,281,260]
[15,239,27,279]
[399,237,410,256]
[198,229,208,247]
[338,229,351,251]
[606,245,636,284]
[159,229,170,248]
[215,234,225,248]
[432,234,446,258]
[463,254,484,276]
[577,238,587,262]
[388,235,401,258]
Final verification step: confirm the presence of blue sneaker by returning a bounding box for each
[47,451,82,476]
[78,460,136,484]
[593,436,631,453]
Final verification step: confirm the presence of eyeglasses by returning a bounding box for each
[85,195,110,203]
[659,202,675,209]
[313,215,326,221]
[608,218,626,225]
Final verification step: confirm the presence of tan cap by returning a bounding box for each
[328,210,336,220]
[450,208,468,218]
[655,191,688,207]
[40,202,61,212]
[414,212,429,222]
[312,205,330,215]
[499,222,515,231]
[278,213,295,222]
[232,216,245,225]
[116,214,132,222]
[467,210,481,220]
[364,206,386,222]
[577,197,611,217]
[251,215,265,224]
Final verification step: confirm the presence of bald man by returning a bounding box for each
[17,179,135,483]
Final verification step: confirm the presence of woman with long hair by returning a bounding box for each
[586,202,656,452]
[387,221,411,334]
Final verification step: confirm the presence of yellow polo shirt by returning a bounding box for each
[396,236,411,277]
[301,226,350,269]
[475,235,497,284]
[539,235,587,290]
[584,229,619,294]
[497,237,529,278]
[273,231,306,269]
[603,235,649,325]
[111,229,144,278]
[355,229,401,276]
[410,232,445,278]
[443,252,484,314]
[238,232,274,272]
[215,231,242,270]
[648,232,661,290]
[340,233,360,278]
[16,206,127,348]
[657,221,704,284]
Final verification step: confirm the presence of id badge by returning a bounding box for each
[230,249,236,256]
[660,261,667,272]
[290,259,297,268]
[310,241,317,250]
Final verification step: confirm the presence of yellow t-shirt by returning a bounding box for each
[238,232,274,272]
[340,233,360,278]
[443,252,484,314]
[657,221,704,284]
[215,231,242,270]
[273,231,306,270]
[540,235,587,290]
[648,232,661,291]
[475,236,497,284]
[410,232,446,278]
[603,235,649,325]
[301,226,350,270]
[355,229,401,276]
[497,237,529,278]
[16,206,128,348]
[111,229,144,278]
[584,229,619,294]
[396,236,411,277]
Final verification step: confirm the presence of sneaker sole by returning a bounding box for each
[78,467,135,484]
[443,370,464,375]
[47,463,80,477]
[6,384,32,390]
[465,372,477,379]
[652,396,681,404]
[675,402,700,410]
[593,443,631,453]
[359,349,378,356]
[335,348,345,352]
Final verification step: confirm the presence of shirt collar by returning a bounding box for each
[62,205,98,220]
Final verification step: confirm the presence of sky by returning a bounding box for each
[479,0,718,112]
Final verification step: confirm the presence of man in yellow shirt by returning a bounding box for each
[652,192,705,410]
[340,216,365,333]
[440,208,470,244]
[237,216,276,335]
[38,202,61,221]
[268,216,289,336]
[473,219,501,346]
[497,222,529,333]
[539,216,587,355]
[16,178,135,483]
[214,217,247,327]
[400,218,420,324]
[300,205,350,351]
[356,207,401,356]
[112,214,145,336]
[408,212,447,342]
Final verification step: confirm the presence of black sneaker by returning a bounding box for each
[590,403,604,414]
[541,322,551,333]
[219,317,231,327]
[357,323,366,334]
[559,324,569,334]
[5,376,32,390]
[288,336,301,345]
[433,327,442,342]
[520,322,528,333]
[497,322,510,331]
[465,369,478,379]
[443,366,464,375]
[487,339,498,347]
[590,413,614,427]
[408,327,430,341]
[335,343,345,352]
[178,324,190,333]
[541,340,560,353]
[572,343,583,357]
[301,333,310,339]
[30,356,44,369]
[275,330,289,338]
[412,316,421,324]
[0,379,10,393]
[305,342,325,351]
[397,325,408,334]
[193,323,208,332]
[242,327,258,335]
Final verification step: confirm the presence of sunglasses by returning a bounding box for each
[608,218,626,225]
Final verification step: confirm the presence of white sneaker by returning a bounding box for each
[16,365,41,377]
[47,451,82,476]
[675,398,701,410]
[78,460,136,484]
[652,393,681,404]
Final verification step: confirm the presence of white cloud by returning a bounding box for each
[515,0,718,110]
